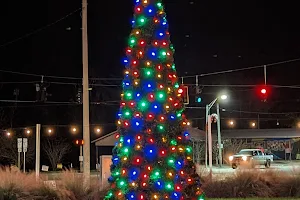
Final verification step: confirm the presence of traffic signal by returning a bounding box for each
[257,85,270,101]
[182,86,189,105]
[75,139,84,146]
[195,86,203,103]
[76,86,82,104]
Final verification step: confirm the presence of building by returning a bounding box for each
[92,128,300,165]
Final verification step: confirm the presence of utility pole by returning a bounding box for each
[35,124,41,179]
[82,0,90,179]
[205,105,208,168]
[216,103,223,167]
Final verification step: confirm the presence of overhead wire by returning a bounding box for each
[0,7,82,48]
[1,57,300,81]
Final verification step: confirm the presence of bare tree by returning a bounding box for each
[0,135,35,167]
[43,138,71,170]
[223,139,247,164]
[0,109,6,127]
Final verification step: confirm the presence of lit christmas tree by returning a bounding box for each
[105,0,205,199]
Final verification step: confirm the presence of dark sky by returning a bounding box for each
[1,0,300,130]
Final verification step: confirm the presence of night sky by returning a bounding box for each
[1,0,300,168]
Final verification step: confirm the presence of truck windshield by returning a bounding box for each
[237,151,253,155]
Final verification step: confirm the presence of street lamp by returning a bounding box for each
[95,127,101,134]
[220,94,228,100]
[206,93,228,171]
[47,128,53,134]
[6,131,11,137]
[251,122,256,128]
[71,127,78,133]
[26,129,31,135]
[229,120,235,127]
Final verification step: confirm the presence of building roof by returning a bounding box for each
[92,128,300,147]
[221,128,300,139]
[91,128,205,146]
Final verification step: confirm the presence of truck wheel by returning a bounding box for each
[265,160,271,168]
[232,164,237,169]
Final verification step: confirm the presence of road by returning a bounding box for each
[196,160,300,179]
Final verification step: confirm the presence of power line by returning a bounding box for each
[0,7,82,48]
[2,80,300,90]
[1,57,300,81]
[181,57,300,78]
[0,100,120,108]
[189,117,294,121]
[224,109,300,115]
[185,107,300,115]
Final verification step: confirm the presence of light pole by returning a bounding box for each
[206,94,227,170]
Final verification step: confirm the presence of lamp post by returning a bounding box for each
[205,94,227,171]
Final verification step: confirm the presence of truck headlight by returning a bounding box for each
[242,156,247,161]
[229,156,233,161]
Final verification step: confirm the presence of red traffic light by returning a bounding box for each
[75,139,84,146]
[261,88,267,94]
[256,85,270,101]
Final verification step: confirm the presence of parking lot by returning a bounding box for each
[196,160,300,178]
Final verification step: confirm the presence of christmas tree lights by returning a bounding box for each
[105,0,205,199]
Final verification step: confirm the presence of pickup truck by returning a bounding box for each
[229,149,273,169]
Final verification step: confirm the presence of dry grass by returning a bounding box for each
[1,167,300,199]
[202,167,300,198]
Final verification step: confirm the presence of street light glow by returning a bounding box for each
[251,122,256,127]
[47,128,53,134]
[72,127,77,133]
[6,132,11,137]
[95,128,101,134]
[229,120,234,126]
[220,94,228,100]
[26,129,31,135]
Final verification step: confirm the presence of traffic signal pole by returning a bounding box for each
[216,103,222,167]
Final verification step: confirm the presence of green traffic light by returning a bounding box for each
[195,96,202,103]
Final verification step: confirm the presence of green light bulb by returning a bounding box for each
[157,124,164,132]
[125,91,133,100]
[170,139,177,146]
[168,158,175,165]
[124,111,131,118]
[138,16,146,25]
[157,2,162,8]
[172,64,176,70]
[129,38,136,47]
[156,91,166,102]
[151,169,161,180]
[186,146,192,154]
[138,100,149,111]
[165,182,174,191]
[174,83,179,88]
[107,191,113,197]
[117,179,127,188]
